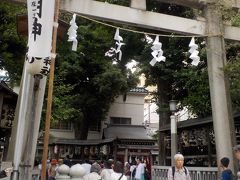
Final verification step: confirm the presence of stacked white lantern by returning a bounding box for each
[70,164,86,180]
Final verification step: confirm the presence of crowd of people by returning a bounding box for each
[3,145,240,180]
[36,157,150,180]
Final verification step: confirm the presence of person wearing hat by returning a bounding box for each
[220,157,234,180]
[48,159,58,180]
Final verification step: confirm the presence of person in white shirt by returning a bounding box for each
[83,162,102,180]
[111,161,127,180]
[100,160,113,180]
[130,161,137,180]
[167,153,191,180]
[134,159,145,180]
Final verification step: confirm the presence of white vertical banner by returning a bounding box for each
[27,0,55,58]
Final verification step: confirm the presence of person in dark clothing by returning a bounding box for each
[0,168,12,178]
[233,145,240,178]
[0,170,7,178]
[63,155,71,167]
[220,157,234,180]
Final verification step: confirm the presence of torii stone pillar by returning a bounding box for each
[205,2,236,171]
[130,0,146,10]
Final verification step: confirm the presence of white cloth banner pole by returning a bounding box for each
[11,63,33,180]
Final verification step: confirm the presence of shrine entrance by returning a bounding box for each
[58,0,240,170]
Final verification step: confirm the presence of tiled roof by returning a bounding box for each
[0,80,17,97]
[159,112,240,132]
[52,138,115,145]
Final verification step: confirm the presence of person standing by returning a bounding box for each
[83,163,102,180]
[233,145,240,178]
[0,168,12,179]
[111,161,127,180]
[167,153,191,180]
[48,159,57,180]
[220,157,234,180]
[124,162,131,180]
[134,158,145,180]
[63,155,71,167]
[100,160,113,180]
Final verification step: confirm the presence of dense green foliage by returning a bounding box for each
[1,1,240,138]
[225,43,240,111]
[52,17,141,138]
[0,2,26,84]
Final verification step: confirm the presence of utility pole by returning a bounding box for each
[205,1,236,171]
[41,0,60,179]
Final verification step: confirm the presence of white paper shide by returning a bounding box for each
[150,35,166,66]
[189,37,200,66]
[67,13,78,51]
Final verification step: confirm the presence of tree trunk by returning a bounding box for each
[157,79,171,165]
[74,116,89,140]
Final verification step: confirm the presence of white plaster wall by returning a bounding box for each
[105,93,145,126]
[50,129,75,139]
[87,131,101,139]
[50,92,146,140]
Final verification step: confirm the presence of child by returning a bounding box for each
[220,157,234,180]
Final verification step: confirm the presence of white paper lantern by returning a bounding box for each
[25,55,51,76]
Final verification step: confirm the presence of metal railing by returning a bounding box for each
[32,169,41,180]
[152,166,218,180]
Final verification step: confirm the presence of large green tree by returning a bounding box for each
[0,2,26,84]
[53,18,142,139]
[137,1,240,118]
[2,1,240,139]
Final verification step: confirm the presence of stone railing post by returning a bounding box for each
[56,164,70,180]
[69,164,86,180]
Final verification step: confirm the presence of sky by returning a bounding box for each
[0,69,7,76]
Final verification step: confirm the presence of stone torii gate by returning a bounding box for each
[61,0,240,169]
[58,0,239,171]
[5,0,240,175]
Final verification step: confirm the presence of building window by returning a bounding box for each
[89,120,101,131]
[110,117,131,125]
[50,120,72,130]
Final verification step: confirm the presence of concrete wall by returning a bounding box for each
[49,92,146,140]
[50,129,75,139]
[105,93,145,126]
